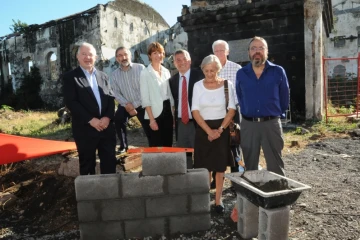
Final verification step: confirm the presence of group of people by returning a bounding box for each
[63,36,289,214]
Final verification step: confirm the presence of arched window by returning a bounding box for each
[46,52,58,80]
[114,17,118,28]
[333,65,346,78]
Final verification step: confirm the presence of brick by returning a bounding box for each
[167,168,209,194]
[121,172,164,197]
[190,194,210,213]
[237,194,259,239]
[125,218,166,239]
[101,199,145,221]
[79,221,124,240]
[75,174,120,201]
[169,213,211,234]
[258,206,290,240]
[146,195,188,217]
[77,201,101,222]
[142,152,187,176]
[123,157,142,170]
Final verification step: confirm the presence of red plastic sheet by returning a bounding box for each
[0,133,77,165]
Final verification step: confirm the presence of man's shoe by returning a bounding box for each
[214,202,224,214]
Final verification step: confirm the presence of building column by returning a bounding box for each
[304,0,324,120]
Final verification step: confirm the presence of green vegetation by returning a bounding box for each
[9,19,28,34]
[0,110,71,140]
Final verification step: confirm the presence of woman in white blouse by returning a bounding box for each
[140,42,174,147]
[192,54,236,214]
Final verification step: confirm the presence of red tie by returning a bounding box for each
[181,76,189,124]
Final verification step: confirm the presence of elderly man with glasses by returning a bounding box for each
[236,36,289,176]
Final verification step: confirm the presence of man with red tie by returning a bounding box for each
[169,50,204,168]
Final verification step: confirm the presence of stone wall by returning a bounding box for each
[180,0,307,117]
[75,152,211,239]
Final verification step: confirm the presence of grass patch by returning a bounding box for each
[0,109,71,140]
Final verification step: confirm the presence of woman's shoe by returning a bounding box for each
[214,202,224,214]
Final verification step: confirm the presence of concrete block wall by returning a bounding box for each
[75,152,211,240]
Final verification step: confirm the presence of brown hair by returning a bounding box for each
[147,42,165,61]
[248,36,268,50]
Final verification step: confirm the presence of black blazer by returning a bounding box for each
[169,68,204,140]
[63,66,115,138]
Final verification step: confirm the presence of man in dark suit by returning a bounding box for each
[63,42,116,175]
[169,49,204,168]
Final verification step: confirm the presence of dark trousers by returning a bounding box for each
[147,100,173,147]
[74,124,117,175]
[230,106,242,172]
[114,104,151,149]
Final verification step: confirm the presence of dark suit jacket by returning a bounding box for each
[63,66,115,139]
[169,68,204,140]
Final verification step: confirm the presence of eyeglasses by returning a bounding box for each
[249,47,266,52]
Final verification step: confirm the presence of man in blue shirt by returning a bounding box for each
[236,36,289,176]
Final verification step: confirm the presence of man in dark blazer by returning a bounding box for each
[63,42,116,175]
[169,49,204,168]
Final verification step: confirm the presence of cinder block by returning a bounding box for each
[190,194,210,213]
[77,201,101,222]
[121,172,164,197]
[169,213,211,234]
[125,218,166,239]
[146,196,187,217]
[75,174,120,201]
[258,206,290,240]
[167,168,209,194]
[101,199,145,221]
[79,221,124,240]
[237,194,259,239]
[142,152,187,176]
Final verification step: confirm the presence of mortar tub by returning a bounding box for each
[225,170,311,209]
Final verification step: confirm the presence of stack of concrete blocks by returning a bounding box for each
[75,152,211,240]
[236,194,290,240]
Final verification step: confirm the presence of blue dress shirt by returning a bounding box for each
[236,60,289,118]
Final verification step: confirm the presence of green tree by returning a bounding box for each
[9,19,28,34]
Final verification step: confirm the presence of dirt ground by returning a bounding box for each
[1,128,360,240]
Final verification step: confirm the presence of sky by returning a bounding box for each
[0,0,190,37]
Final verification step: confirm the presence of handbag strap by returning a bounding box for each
[224,80,229,112]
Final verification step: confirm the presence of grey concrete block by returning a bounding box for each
[170,213,211,234]
[167,168,209,194]
[237,194,259,239]
[258,206,290,240]
[79,221,124,240]
[142,152,187,176]
[125,218,166,239]
[190,194,210,213]
[146,195,187,217]
[77,202,101,222]
[75,174,120,201]
[121,172,164,198]
[101,199,145,221]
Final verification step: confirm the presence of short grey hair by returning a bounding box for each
[77,42,97,56]
[174,49,191,60]
[200,54,222,71]
[212,40,229,52]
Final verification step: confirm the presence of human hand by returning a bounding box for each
[89,118,103,132]
[208,129,220,142]
[149,120,158,131]
[128,109,137,116]
[125,103,135,112]
[99,117,110,130]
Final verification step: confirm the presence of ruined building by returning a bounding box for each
[0,0,187,107]
[178,0,333,120]
[327,0,360,77]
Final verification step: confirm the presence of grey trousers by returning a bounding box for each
[177,120,196,169]
[240,117,285,176]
